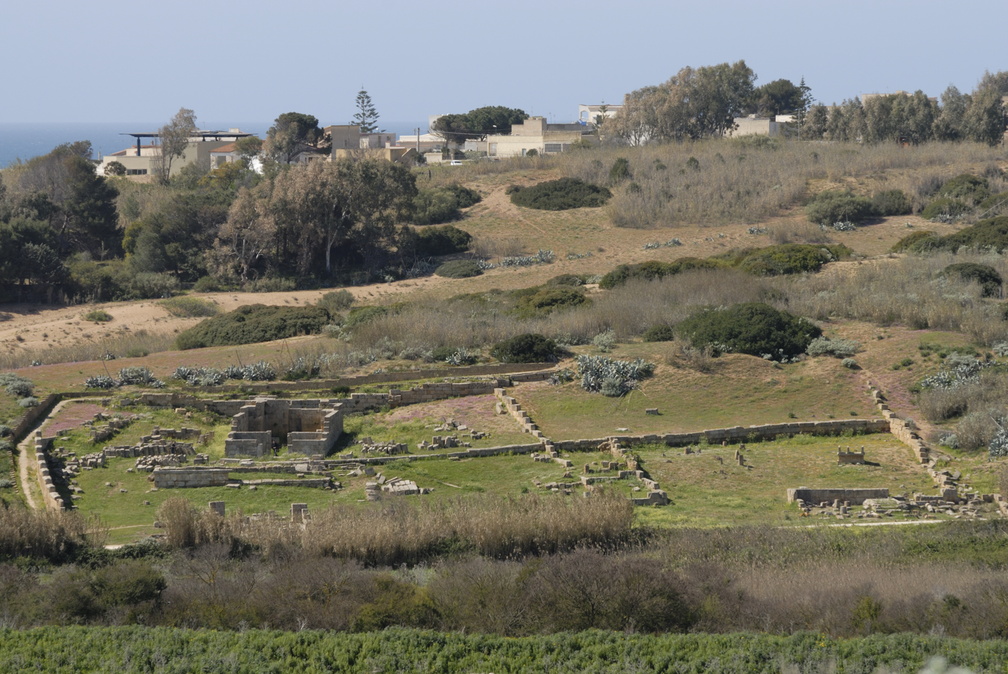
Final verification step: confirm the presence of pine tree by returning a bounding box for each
[353,89,381,133]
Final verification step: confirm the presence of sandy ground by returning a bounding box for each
[0,179,961,360]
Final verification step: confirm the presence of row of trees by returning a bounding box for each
[802,80,1007,145]
[610,62,1007,147]
[610,61,795,145]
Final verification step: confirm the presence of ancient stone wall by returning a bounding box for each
[33,432,65,510]
[550,418,890,453]
[787,487,890,504]
[152,468,229,489]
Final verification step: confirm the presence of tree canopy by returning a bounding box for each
[611,61,756,144]
[152,108,197,184]
[263,112,329,164]
[432,106,529,143]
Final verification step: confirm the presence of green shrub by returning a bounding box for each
[921,197,970,221]
[192,275,230,293]
[245,277,297,293]
[510,178,612,211]
[514,286,587,316]
[599,258,722,289]
[676,303,821,361]
[83,309,113,323]
[316,289,355,313]
[0,374,34,398]
[129,272,180,299]
[546,274,587,287]
[806,336,861,358]
[924,216,1008,252]
[491,333,560,363]
[159,296,219,318]
[343,305,393,329]
[805,191,874,225]
[608,157,631,184]
[941,263,1003,298]
[415,225,473,257]
[890,230,938,253]
[978,191,1008,215]
[734,244,850,276]
[937,173,990,205]
[642,324,676,342]
[436,260,483,278]
[413,184,481,225]
[175,304,331,350]
[871,189,912,216]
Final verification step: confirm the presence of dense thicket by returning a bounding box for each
[509,178,611,210]
[174,304,331,349]
[676,303,822,360]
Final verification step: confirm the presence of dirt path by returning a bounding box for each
[16,398,78,511]
[17,433,38,510]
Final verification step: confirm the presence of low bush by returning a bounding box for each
[0,373,34,398]
[545,274,587,287]
[676,303,821,361]
[244,276,297,293]
[342,305,391,330]
[510,178,612,210]
[890,230,938,253]
[870,189,913,216]
[491,333,560,363]
[921,197,970,221]
[436,260,483,278]
[599,258,722,289]
[129,272,180,299]
[576,354,655,396]
[316,289,355,313]
[941,263,1003,298]
[83,309,113,323]
[414,225,473,257]
[175,304,331,350]
[926,216,1008,252]
[513,286,587,317]
[608,157,631,184]
[159,296,218,318]
[937,173,990,205]
[642,324,676,342]
[413,184,481,225]
[805,190,874,226]
[733,244,850,276]
[805,336,861,358]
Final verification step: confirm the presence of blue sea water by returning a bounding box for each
[0,121,427,168]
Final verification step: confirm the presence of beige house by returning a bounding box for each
[482,116,596,158]
[97,129,253,180]
[726,116,784,138]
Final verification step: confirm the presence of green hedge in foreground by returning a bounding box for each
[1,627,1006,673]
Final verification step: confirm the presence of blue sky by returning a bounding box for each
[1,0,1005,127]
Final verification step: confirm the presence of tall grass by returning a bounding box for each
[0,331,177,370]
[157,491,634,565]
[344,269,770,350]
[0,506,100,562]
[445,139,1005,228]
[782,252,1008,344]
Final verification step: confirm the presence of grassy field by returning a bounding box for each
[520,347,876,441]
[633,433,938,527]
